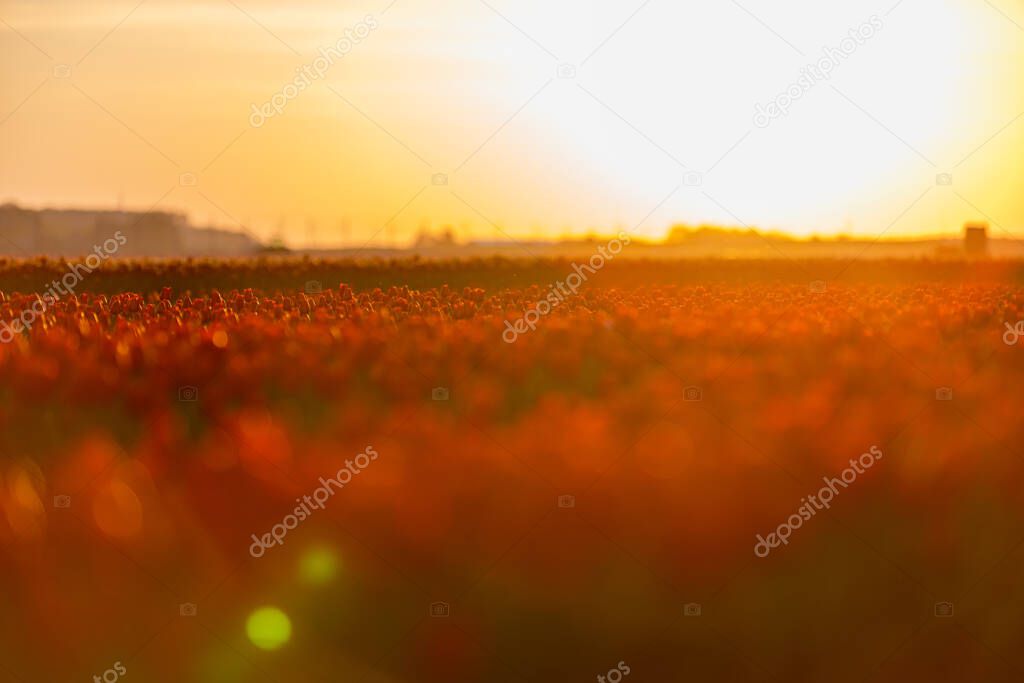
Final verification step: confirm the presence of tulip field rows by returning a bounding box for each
[2,257,1024,682]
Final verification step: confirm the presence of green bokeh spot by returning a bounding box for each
[246,606,292,651]
[299,546,339,585]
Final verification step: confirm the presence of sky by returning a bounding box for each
[1,0,1023,247]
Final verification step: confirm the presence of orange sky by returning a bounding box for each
[1,0,1022,246]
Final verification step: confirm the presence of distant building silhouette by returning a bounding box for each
[413,227,457,248]
[963,222,988,257]
[0,204,262,257]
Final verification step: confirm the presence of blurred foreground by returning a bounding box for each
[1,258,1023,682]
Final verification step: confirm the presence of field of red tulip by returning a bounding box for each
[2,256,1024,682]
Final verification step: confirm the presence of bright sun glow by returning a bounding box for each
[0,0,1020,243]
